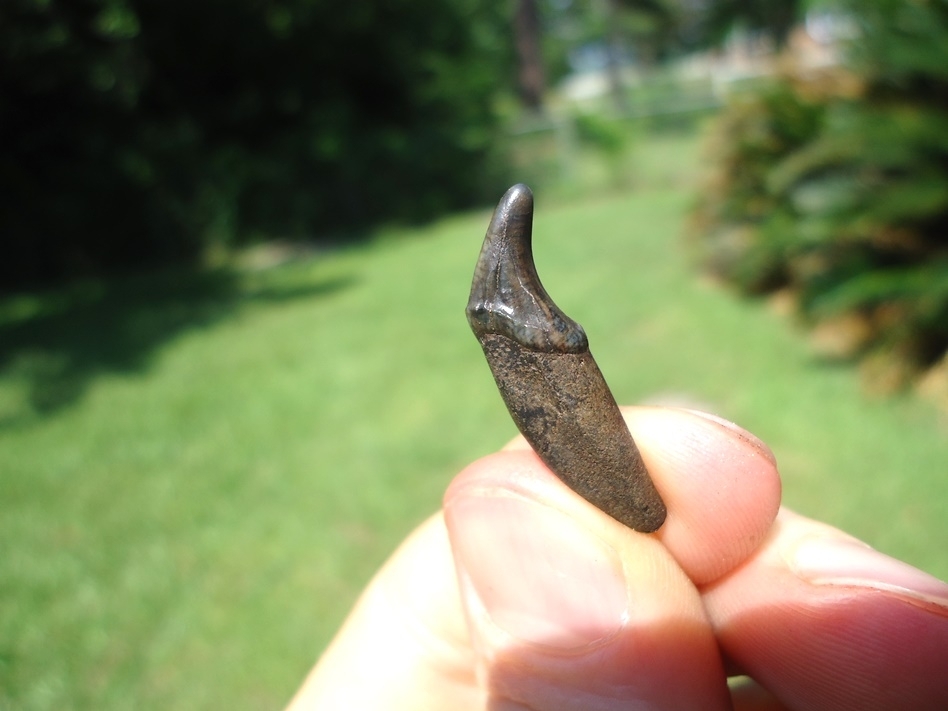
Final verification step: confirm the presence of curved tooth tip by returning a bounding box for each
[486,183,534,244]
[501,183,533,212]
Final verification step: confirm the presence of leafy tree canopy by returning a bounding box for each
[1,0,512,290]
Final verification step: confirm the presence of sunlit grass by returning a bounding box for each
[1,129,945,709]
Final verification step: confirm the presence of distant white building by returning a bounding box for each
[558,10,851,107]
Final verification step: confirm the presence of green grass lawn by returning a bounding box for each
[1,130,946,709]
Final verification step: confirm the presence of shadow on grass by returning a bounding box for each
[0,262,356,428]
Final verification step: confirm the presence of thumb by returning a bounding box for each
[444,449,730,711]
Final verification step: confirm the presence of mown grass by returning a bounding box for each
[1,129,946,710]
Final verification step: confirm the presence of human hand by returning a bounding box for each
[287,407,948,710]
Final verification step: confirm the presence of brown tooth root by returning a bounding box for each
[466,183,667,533]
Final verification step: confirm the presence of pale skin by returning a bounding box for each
[288,407,948,710]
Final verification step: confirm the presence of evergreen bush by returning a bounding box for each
[692,0,948,385]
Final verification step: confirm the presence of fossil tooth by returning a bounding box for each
[466,184,667,533]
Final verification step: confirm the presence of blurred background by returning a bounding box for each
[1,0,946,707]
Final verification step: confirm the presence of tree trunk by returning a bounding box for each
[514,0,545,112]
[604,0,628,114]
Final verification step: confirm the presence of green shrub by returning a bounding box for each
[692,0,948,381]
[691,75,827,292]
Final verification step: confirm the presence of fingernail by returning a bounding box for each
[684,409,777,466]
[447,493,629,650]
[789,534,948,613]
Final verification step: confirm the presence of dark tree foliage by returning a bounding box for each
[699,0,803,48]
[1,0,512,290]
